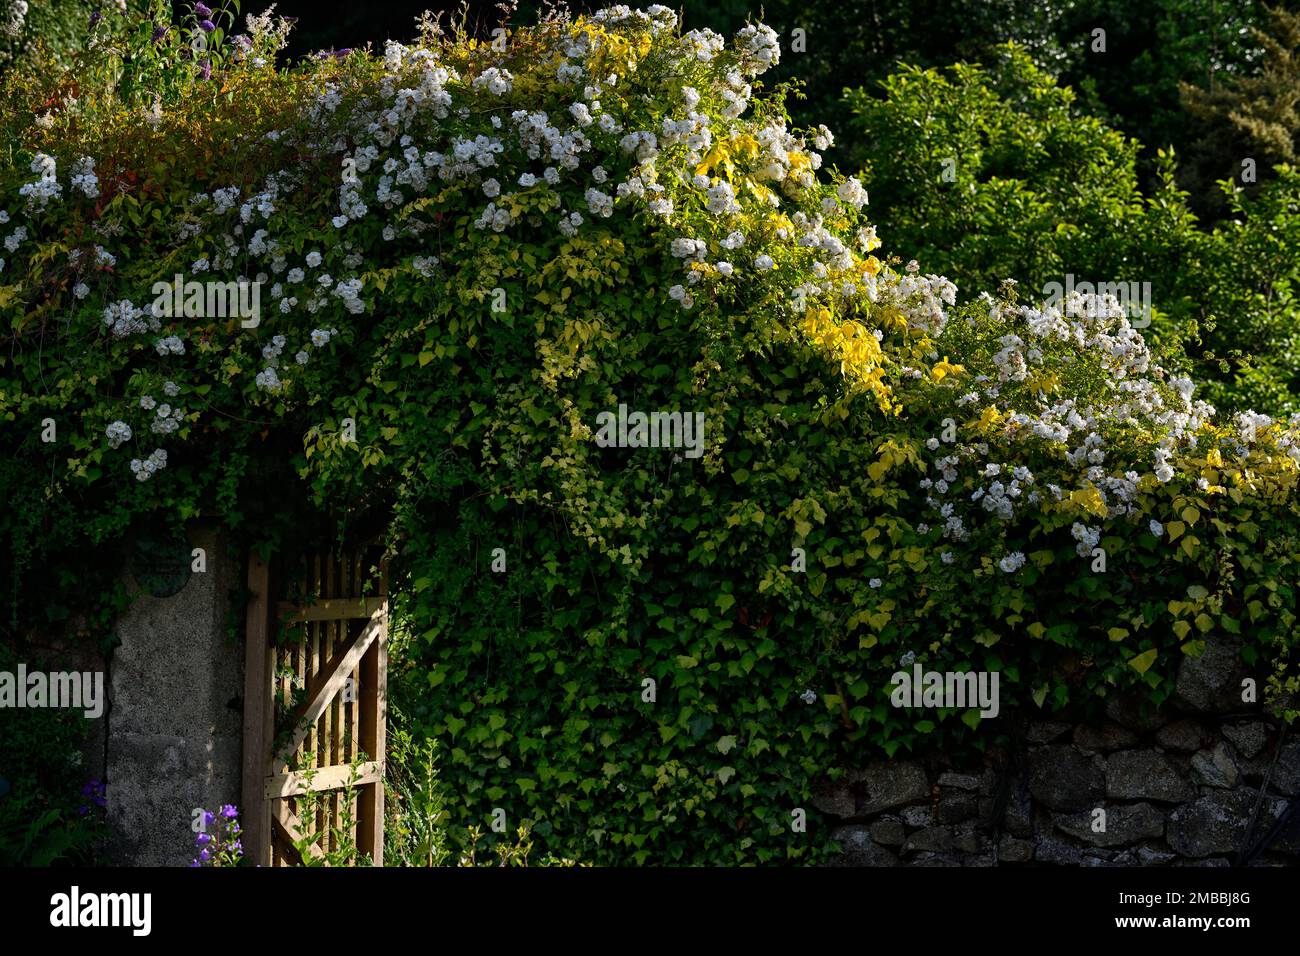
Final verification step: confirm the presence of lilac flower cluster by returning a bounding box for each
[191,804,244,867]
[78,779,107,816]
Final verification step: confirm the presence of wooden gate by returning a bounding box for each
[242,548,388,865]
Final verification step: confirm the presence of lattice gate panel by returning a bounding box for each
[242,548,387,866]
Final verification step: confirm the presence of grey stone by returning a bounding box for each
[1175,636,1252,714]
[1178,857,1231,867]
[1191,742,1239,788]
[1137,845,1177,865]
[1266,740,1300,796]
[1222,722,1269,759]
[1029,745,1105,811]
[106,524,242,866]
[810,784,855,817]
[979,768,999,796]
[1167,790,1257,857]
[1074,722,1139,753]
[1270,805,1300,855]
[869,818,905,846]
[1105,693,1167,731]
[830,825,899,866]
[1107,750,1196,803]
[937,772,981,791]
[1035,837,1083,866]
[901,804,934,828]
[998,836,1035,862]
[1156,719,1208,753]
[1268,822,1300,858]
[909,852,962,867]
[903,825,953,854]
[1027,721,1072,744]
[938,791,978,824]
[1002,780,1034,837]
[952,822,985,854]
[1054,803,1166,847]
[850,761,931,814]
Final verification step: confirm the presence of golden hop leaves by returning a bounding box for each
[799,306,893,411]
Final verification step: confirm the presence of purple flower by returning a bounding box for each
[200,60,212,81]
[203,810,215,826]
[221,804,239,819]
[196,832,212,846]
[194,2,212,16]
[198,847,210,862]
[199,19,216,32]
[89,10,102,27]
[152,24,169,42]
[81,779,106,808]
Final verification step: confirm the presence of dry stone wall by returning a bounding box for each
[821,638,1300,866]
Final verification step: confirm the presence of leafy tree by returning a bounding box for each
[0,0,149,73]
[845,46,1300,413]
[844,46,1162,295]
[1182,5,1300,189]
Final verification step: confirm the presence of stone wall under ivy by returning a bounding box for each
[820,637,1300,866]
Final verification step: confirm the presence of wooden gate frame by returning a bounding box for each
[242,552,388,865]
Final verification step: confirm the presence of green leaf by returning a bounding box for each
[1127,649,1158,674]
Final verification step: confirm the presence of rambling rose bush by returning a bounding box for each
[1,3,1297,863]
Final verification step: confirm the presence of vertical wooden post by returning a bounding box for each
[358,598,388,866]
[241,551,274,866]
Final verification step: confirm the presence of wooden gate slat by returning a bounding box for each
[241,553,274,867]
[273,610,383,771]
[267,760,383,798]
[273,804,327,863]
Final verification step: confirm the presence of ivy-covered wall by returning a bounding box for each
[2,4,1299,866]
